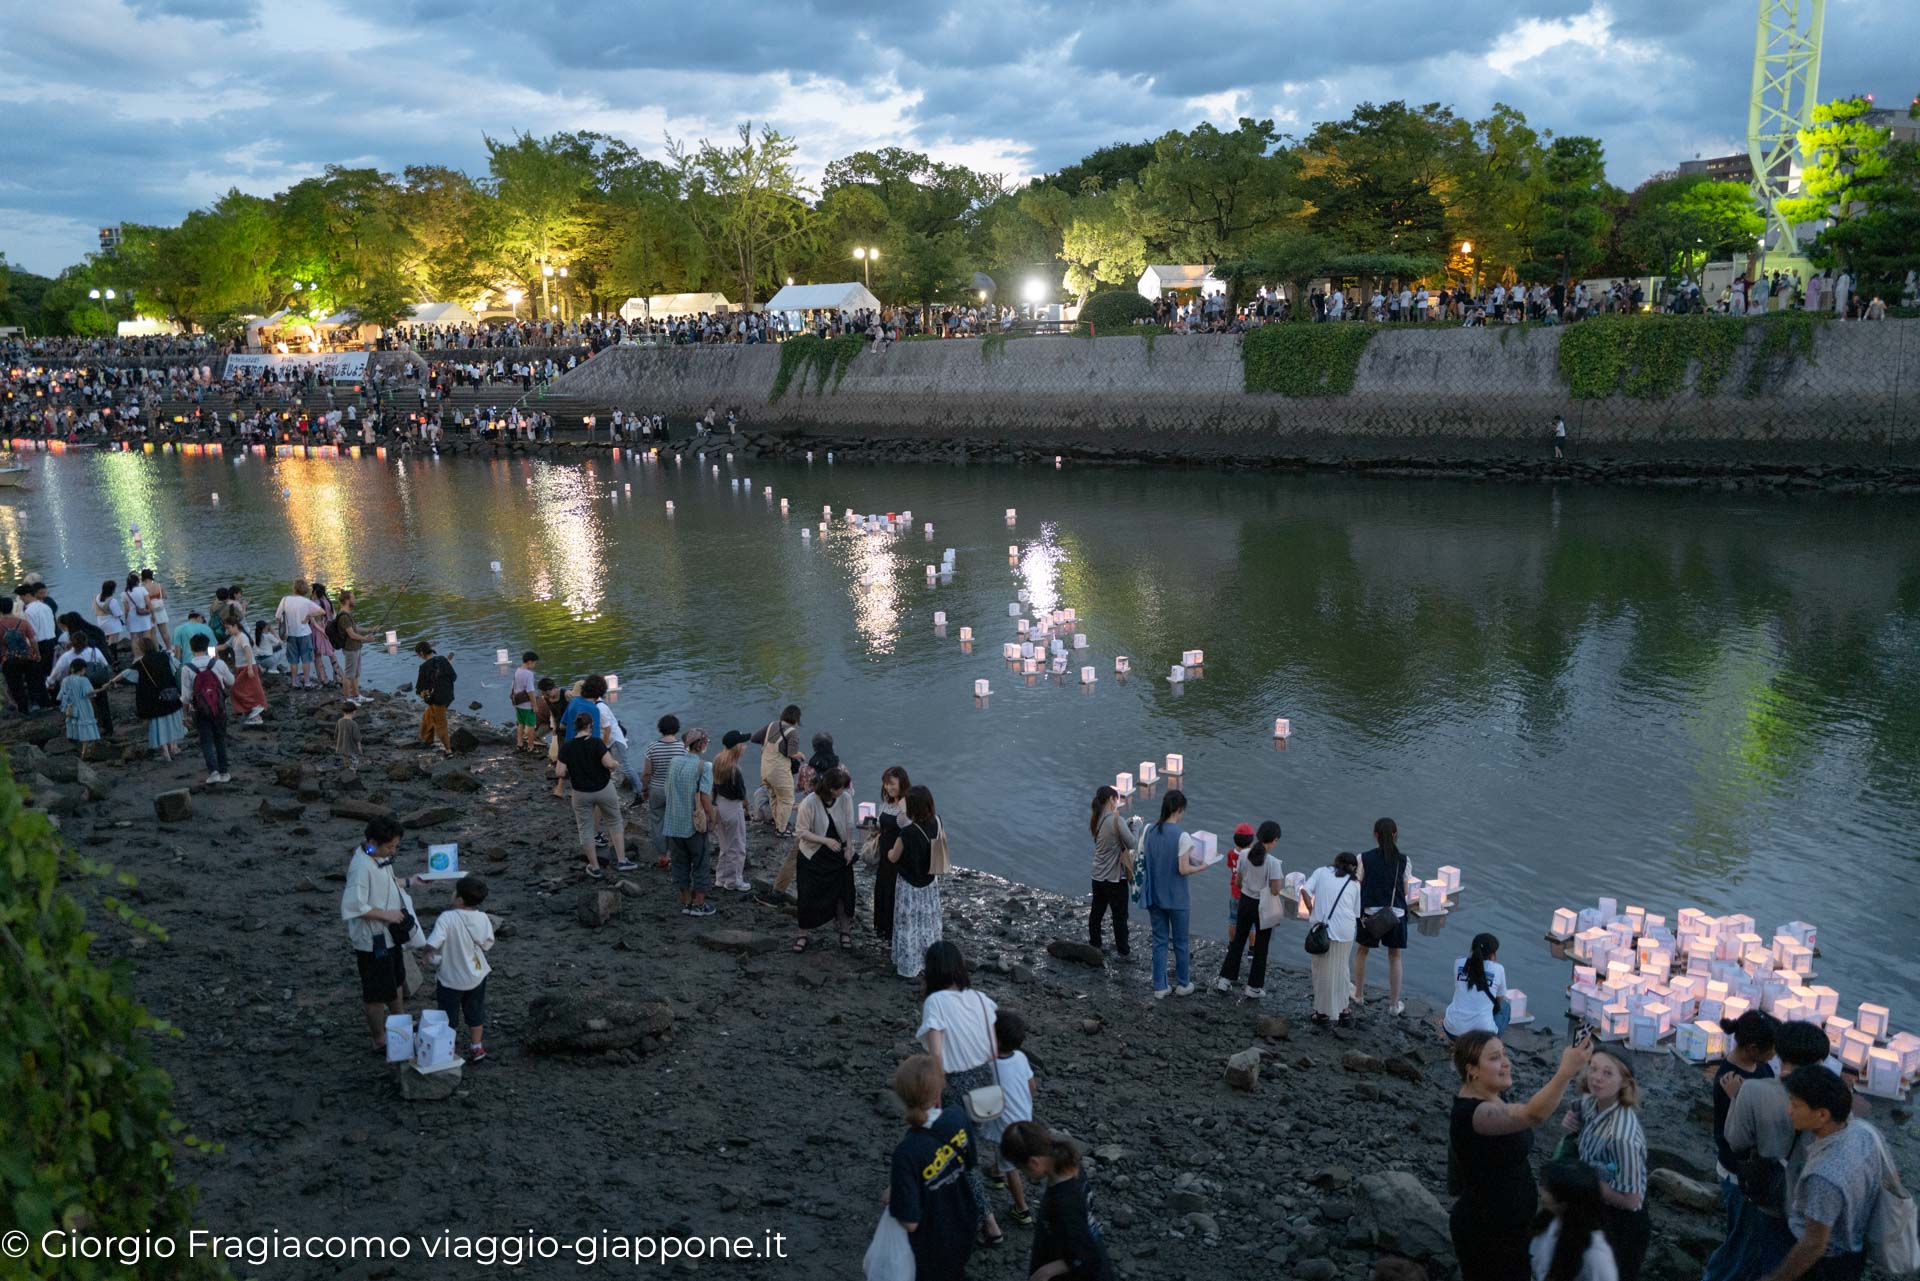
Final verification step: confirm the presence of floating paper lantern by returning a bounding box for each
[1678,1020,1728,1062]
[1081,666,1096,684]
[763,486,772,497]
[1888,1033,1920,1077]
[1115,772,1134,796]
[603,675,619,692]
[490,560,502,572]
[1115,656,1130,673]
[1005,508,1016,522]
[385,631,398,645]
[1138,761,1157,785]
[1022,658,1038,675]
[1624,905,1647,934]
[1775,939,1814,974]
[1017,589,1030,603]
[926,565,937,579]
[1069,633,1085,650]
[665,500,676,513]
[1641,945,1673,976]
[1181,649,1204,667]
[1168,665,1185,682]
[1598,897,1619,920]
[1840,1029,1875,1071]
[1008,545,1019,558]
[211,492,219,502]
[974,679,990,698]
[1017,620,1030,636]
[1507,990,1530,1022]
[1723,995,1753,1021]
[495,649,509,664]
[1550,908,1579,940]
[1857,1004,1891,1041]
[1601,1004,1632,1040]
[1629,1013,1663,1050]
[924,522,934,534]
[1191,831,1219,864]
[1273,717,1291,739]
[959,627,972,642]
[1009,602,1022,617]
[780,498,789,512]
[1002,642,1020,660]
[801,529,811,540]
[1418,882,1447,913]
[1805,986,1840,1018]
[1867,1047,1903,1095]
[1021,642,1036,659]
[1438,865,1462,893]
[1571,928,1610,964]
[933,611,947,626]
[1165,753,1184,775]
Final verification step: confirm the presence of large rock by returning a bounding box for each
[387,759,423,782]
[1355,1170,1451,1259]
[399,804,460,830]
[72,761,111,800]
[399,1062,463,1100]
[576,889,620,928]
[1651,1168,1720,1213]
[37,755,84,783]
[1342,1052,1383,1074]
[154,789,194,823]
[258,798,307,821]
[698,929,779,955]
[449,727,480,755]
[525,991,673,1054]
[329,799,395,823]
[1225,1048,1262,1091]
[1255,1014,1292,1041]
[1045,939,1106,967]
[435,767,482,794]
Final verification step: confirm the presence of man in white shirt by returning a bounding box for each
[275,579,320,690]
[341,815,424,1055]
[180,632,236,783]
[22,584,59,706]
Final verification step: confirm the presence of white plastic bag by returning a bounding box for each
[384,1013,414,1063]
[862,1210,914,1281]
[1869,1127,1920,1277]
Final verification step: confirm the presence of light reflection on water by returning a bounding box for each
[5,446,1920,1015]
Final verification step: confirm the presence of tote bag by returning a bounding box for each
[863,1209,915,1281]
[1257,878,1287,931]
[1868,1126,1920,1276]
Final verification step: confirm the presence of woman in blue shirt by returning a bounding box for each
[1138,789,1211,999]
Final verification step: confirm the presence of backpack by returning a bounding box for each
[190,661,227,723]
[85,656,112,689]
[324,611,347,648]
[1,628,30,665]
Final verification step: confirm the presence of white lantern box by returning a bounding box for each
[1606,958,1637,986]
[1505,990,1531,1024]
[1629,1013,1664,1051]
[495,648,509,664]
[1115,656,1130,674]
[1699,996,1727,1024]
[1416,882,1448,914]
[1572,928,1611,963]
[1115,772,1134,797]
[1438,865,1462,893]
[1008,545,1019,558]
[1724,913,1757,935]
[1857,1004,1891,1041]
[1643,914,1667,935]
[1742,947,1775,979]
[1576,964,1600,987]
[801,529,811,541]
[1645,1001,1676,1036]
[1571,984,1605,1021]
[1138,761,1157,785]
[1021,642,1036,659]
[1006,508,1016,521]
[1017,619,1030,636]
[1777,921,1817,952]
[1669,972,1706,1003]
[1168,665,1185,683]
[1181,649,1204,667]
[1050,638,1067,656]
[1063,608,1077,622]
[1723,995,1753,1021]
[926,565,938,579]
[1598,896,1619,920]
[1624,905,1647,934]
[1775,939,1814,975]
[1550,908,1580,940]
[1640,946,1674,977]
[1165,753,1184,775]
[1607,922,1636,953]
[1073,633,1088,649]
[1283,870,1307,896]
[959,627,973,642]
[1274,717,1292,739]
[1017,588,1030,603]
[385,630,399,645]
[933,611,947,626]
[1841,1029,1875,1071]
[414,1022,457,1072]
[974,680,991,698]
[1677,907,1708,935]
[1823,1017,1854,1052]
[1577,907,1604,933]
[1022,658,1039,675]
[1714,934,1744,963]
[763,486,773,497]
[1600,1004,1633,1040]
[1191,831,1220,865]
[1009,602,1022,617]
[1678,1020,1728,1063]
[1684,936,1717,969]
[1888,1033,1920,1078]
[1865,1048,1905,1097]
[1806,986,1840,1018]
[1080,666,1097,684]
[1760,976,1797,1011]
[857,801,878,825]
[1002,642,1020,660]
[384,1013,414,1063]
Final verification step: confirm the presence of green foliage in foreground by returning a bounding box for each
[0,757,221,1279]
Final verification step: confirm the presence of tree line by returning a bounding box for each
[2,93,1915,337]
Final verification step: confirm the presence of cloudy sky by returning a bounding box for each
[0,0,1912,275]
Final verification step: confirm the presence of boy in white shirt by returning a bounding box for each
[981,1009,1040,1225]
[424,876,496,1062]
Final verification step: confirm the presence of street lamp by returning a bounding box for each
[852,246,879,288]
[1460,241,1475,294]
[504,287,523,319]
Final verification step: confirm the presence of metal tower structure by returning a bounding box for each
[1747,0,1826,253]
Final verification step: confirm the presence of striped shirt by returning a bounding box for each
[1575,1097,1649,1201]
[642,737,685,792]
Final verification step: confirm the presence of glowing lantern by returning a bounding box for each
[1857,1004,1891,1041]
[1165,754,1184,776]
[1273,718,1291,739]
[1138,761,1157,785]
[1550,908,1579,940]
[1115,772,1134,797]
[974,680,990,698]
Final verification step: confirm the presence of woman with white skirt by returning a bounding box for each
[1300,851,1362,1025]
[886,785,945,979]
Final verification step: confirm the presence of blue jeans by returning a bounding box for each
[1149,906,1191,992]
[1701,1175,1796,1281]
[1494,1002,1512,1036]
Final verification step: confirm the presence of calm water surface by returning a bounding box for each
[8,445,1919,1016]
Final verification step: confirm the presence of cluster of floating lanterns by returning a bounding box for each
[1546,900,1915,1097]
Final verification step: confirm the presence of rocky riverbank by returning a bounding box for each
[8,676,1914,1281]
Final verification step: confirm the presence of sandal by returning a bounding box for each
[792,936,809,952]
[839,933,853,950]
[978,1227,1005,1249]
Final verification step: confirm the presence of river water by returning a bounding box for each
[8,443,1918,1019]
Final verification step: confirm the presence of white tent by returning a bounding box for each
[116,318,183,338]
[762,282,883,314]
[618,292,733,321]
[408,301,479,327]
[1137,265,1225,300]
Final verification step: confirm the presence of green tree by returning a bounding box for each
[1300,101,1459,257]
[1127,118,1301,261]
[1211,227,1344,316]
[394,165,494,303]
[1531,136,1613,294]
[1047,140,1156,195]
[1444,103,1550,276]
[669,123,816,304]
[0,761,221,1280]
[1060,190,1147,299]
[485,132,599,297]
[1618,175,1764,284]
[1779,96,1892,241]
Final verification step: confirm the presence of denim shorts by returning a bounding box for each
[285,633,313,663]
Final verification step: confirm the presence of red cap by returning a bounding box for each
[1234,822,1255,837]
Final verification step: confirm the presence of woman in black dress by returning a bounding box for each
[1352,816,1411,1013]
[872,765,911,944]
[1449,1028,1593,1280]
[792,766,856,951]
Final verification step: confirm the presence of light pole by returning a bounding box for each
[1460,241,1474,297]
[853,246,878,288]
[540,263,554,323]
[504,288,523,320]
[558,266,569,324]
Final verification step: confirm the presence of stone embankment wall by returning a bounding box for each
[552,321,1920,464]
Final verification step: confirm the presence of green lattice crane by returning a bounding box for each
[1747,0,1825,254]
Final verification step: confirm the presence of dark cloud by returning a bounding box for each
[2,0,1915,273]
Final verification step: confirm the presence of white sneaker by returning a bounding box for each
[1243,985,1265,999]
[218,772,233,783]
[1391,1000,1406,1016]
[1174,984,1195,997]
[1153,988,1171,1000]
[1213,977,1233,993]
[205,772,221,785]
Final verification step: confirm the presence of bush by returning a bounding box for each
[1241,323,1377,396]
[0,758,220,1279]
[769,333,866,403]
[1076,290,1154,334]
[1557,314,1819,400]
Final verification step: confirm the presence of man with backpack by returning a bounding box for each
[413,641,457,754]
[180,632,235,784]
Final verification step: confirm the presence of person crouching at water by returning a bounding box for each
[1088,784,1141,958]
[1141,789,1211,998]
[996,1122,1116,1281]
[1444,933,1510,1038]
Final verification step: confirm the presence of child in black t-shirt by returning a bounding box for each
[998,1122,1115,1281]
[888,1055,976,1281]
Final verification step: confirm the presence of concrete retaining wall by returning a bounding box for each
[551,321,1920,462]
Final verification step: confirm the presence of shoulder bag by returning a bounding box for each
[927,817,951,876]
[1867,1125,1919,1276]
[1303,876,1352,956]
[1256,868,1287,931]
[961,992,1005,1124]
[1361,854,1406,944]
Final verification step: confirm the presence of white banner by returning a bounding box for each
[224,351,370,380]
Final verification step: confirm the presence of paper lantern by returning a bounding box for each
[1685,936,1716,969]
[1841,1029,1875,1070]
[974,679,990,698]
[490,560,502,573]
[926,565,937,579]
[1598,897,1619,920]
[1724,995,1753,1021]
[1625,906,1647,934]
[1064,608,1077,621]
[763,486,772,497]
[933,611,947,626]
[1017,589,1029,603]
[1001,642,1020,660]
[1005,508,1016,522]
[1643,914,1667,934]
[1777,941,1814,974]
[801,529,811,540]
[1641,946,1674,977]
[1181,649,1205,667]
[1724,913,1756,935]
[1888,1032,1920,1077]
[1571,983,1603,1020]
[1073,633,1087,649]
[1008,545,1018,558]
[1438,865,1462,893]
[1273,717,1291,738]
[1867,1048,1903,1095]
[1806,986,1840,1018]
[1629,1013,1663,1051]
[1645,1001,1675,1035]
[1022,658,1038,675]
[385,631,398,645]
[959,627,972,642]
[604,675,619,692]
[780,498,789,512]
[1600,1004,1632,1040]
[1575,964,1599,987]
[1191,831,1218,864]
[1017,619,1029,635]
[1572,928,1610,963]
[857,801,877,825]
[1778,921,1817,951]
[1138,761,1157,785]
[1678,1020,1727,1062]
[1550,908,1579,940]
[1417,883,1447,913]
[1168,665,1185,682]
[1165,753,1184,775]
[1507,990,1529,1022]
[1825,1017,1855,1048]
[1009,602,1021,617]
[495,649,509,664]
[1115,772,1134,797]
[1857,1004,1891,1041]
[1115,656,1130,673]
[1080,666,1096,684]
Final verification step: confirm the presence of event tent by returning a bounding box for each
[762,282,883,314]
[617,292,734,321]
[408,301,479,327]
[1136,265,1226,299]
